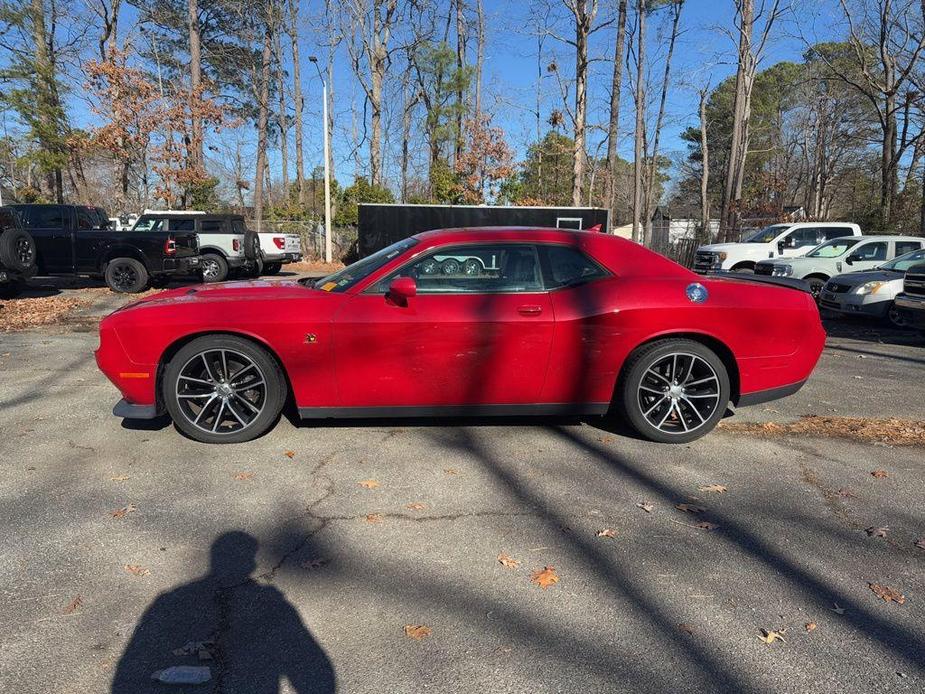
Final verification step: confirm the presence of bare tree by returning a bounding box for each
[253,7,273,228]
[287,0,305,205]
[631,0,646,241]
[474,0,484,117]
[698,83,710,242]
[454,0,467,163]
[605,0,628,220]
[563,0,601,207]
[187,0,204,171]
[274,25,289,198]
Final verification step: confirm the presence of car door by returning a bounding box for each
[332,243,555,409]
[777,227,820,258]
[847,241,888,272]
[17,205,74,273]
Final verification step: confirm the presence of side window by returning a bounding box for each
[373,244,543,294]
[76,208,94,230]
[854,242,888,261]
[200,220,223,233]
[895,241,922,257]
[786,227,819,248]
[21,206,66,229]
[231,220,247,234]
[171,219,196,232]
[540,245,608,288]
[820,227,854,241]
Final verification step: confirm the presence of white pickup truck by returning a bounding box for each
[694,222,862,274]
[256,231,302,275]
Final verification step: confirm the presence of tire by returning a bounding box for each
[105,257,149,293]
[263,261,282,275]
[162,334,287,444]
[806,276,827,300]
[420,258,439,275]
[463,258,483,276]
[618,338,730,444]
[886,302,910,329]
[441,258,461,275]
[200,253,229,283]
[0,279,24,299]
[0,228,37,273]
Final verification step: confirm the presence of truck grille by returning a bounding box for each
[904,270,925,297]
[754,263,774,276]
[693,252,715,274]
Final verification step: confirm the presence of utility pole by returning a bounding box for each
[309,55,333,263]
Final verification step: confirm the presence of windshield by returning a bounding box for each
[313,238,419,292]
[806,238,861,258]
[880,248,925,273]
[744,224,791,243]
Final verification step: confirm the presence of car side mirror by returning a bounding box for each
[387,276,416,304]
[777,240,786,254]
[845,253,858,265]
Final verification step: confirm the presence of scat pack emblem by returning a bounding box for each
[686,283,708,304]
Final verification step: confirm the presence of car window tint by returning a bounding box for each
[895,241,922,257]
[819,228,854,241]
[171,218,196,232]
[376,244,543,294]
[76,208,95,230]
[788,228,819,247]
[541,245,608,288]
[231,220,247,233]
[200,220,223,232]
[19,206,66,229]
[855,242,887,261]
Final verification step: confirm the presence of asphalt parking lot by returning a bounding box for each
[1,277,923,694]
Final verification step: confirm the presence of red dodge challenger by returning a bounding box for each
[96,228,825,444]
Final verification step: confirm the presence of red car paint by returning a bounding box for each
[96,228,825,415]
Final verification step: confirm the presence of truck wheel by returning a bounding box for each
[162,334,286,444]
[200,253,228,282]
[617,339,730,444]
[0,228,37,273]
[105,258,149,293]
[263,261,282,275]
[441,258,461,275]
[463,258,483,276]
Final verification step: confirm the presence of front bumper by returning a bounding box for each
[818,290,891,318]
[894,293,925,328]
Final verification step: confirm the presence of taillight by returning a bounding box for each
[273,236,285,249]
[232,238,240,251]
[164,237,177,256]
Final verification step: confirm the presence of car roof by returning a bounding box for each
[849,234,924,241]
[140,212,244,220]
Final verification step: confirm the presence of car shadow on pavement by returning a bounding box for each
[111,531,336,693]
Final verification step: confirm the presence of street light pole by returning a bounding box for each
[309,56,333,263]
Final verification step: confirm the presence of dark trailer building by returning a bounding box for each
[357,203,610,257]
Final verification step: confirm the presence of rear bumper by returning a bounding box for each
[113,399,158,419]
[736,379,807,407]
[262,251,303,264]
[161,255,201,274]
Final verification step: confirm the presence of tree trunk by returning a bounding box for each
[631,0,646,242]
[401,76,412,202]
[187,0,204,171]
[475,0,484,117]
[253,20,273,231]
[30,0,63,202]
[455,0,466,164]
[570,4,591,207]
[288,0,305,206]
[605,0,628,221]
[699,86,710,242]
[881,100,897,228]
[275,30,289,199]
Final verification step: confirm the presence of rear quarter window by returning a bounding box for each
[200,220,224,233]
[540,245,609,289]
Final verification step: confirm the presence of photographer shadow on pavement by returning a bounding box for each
[111,531,335,693]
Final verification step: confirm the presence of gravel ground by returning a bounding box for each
[0,276,923,694]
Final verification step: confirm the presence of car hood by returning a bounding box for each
[829,269,903,286]
[114,279,326,313]
[698,243,766,253]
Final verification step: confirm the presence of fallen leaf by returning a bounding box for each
[359,479,380,489]
[865,526,889,538]
[497,553,520,569]
[365,513,383,524]
[675,503,706,514]
[123,564,150,576]
[758,628,786,644]
[109,504,137,519]
[404,624,432,640]
[530,566,559,590]
[915,538,925,550]
[871,469,889,478]
[63,595,83,615]
[636,502,654,513]
[232,472,254,481]
[698,484,727,493]
[836,488,855,498]
[110,475,130,482]
[596,528,617,538]
[299,558,329,570]
[443,468,458,475]
[694,521,720,531]
[869,582,905,604]
[805,622,817,632]
[284,450,295,459]
[831,603,846,615]
[405,502,427,511]
[678,623,695,636]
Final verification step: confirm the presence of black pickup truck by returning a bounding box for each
[0,207,38,298]
[9,204,200,293]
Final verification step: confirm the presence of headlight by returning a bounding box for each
[855,281,887,295]
[772,264,793,277]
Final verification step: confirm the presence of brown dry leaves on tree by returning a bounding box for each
[719,416,925,446]
[123,564,150,576]
[403,625,432,640]
[530,566,560,590]
[0,296,87,332]
[497,553,520,569]
[869,583,905,604]
[358,479,380,489]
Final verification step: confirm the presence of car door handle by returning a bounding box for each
[517,305,543,316]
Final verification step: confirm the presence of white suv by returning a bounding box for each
[694,222,862,274]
